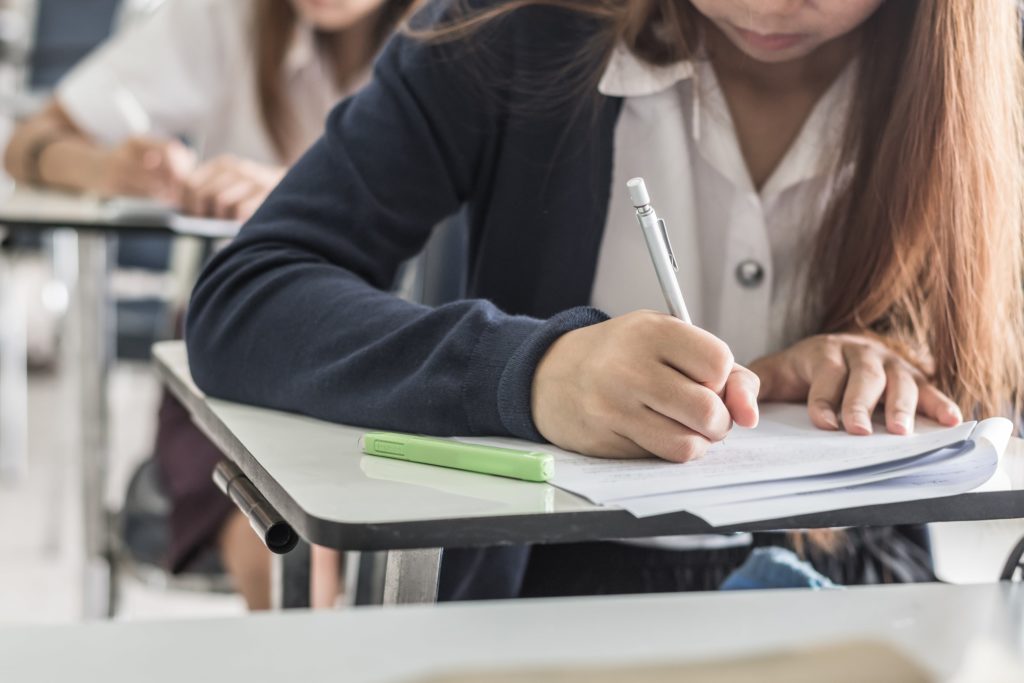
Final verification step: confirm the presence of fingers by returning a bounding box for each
[106,137,193,201]
[577,429,650,460]
[234,195,265,222]
[917,383,963,426]
[805,345,846,431]
[714,331,963,437]
[182,160,224,216]
[840,345,886,435]
[723,365,759,428]
[128,137,193,191]
[531,314,742,462]
[195,176,253,219]
[647,315,735,393]
[883,362,918,434]
[640,365,733,441]
[163,140,197,180]
[182,156,278,219]
[623,407,712,463]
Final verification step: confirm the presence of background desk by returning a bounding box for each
[153,341,1024,606]
[1,582,1022,682]
[0,187,239,619]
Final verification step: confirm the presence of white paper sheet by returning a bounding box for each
[618,442,971,517]
[623,417,1012,524]
[455,404,1011,526]
[547,403,977,503]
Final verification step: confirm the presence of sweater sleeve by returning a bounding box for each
[185,5,608,440]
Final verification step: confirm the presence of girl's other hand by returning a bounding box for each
[531,310,760,463]
[98,136,195,203]
[750,333,962,436]
[182,155,285,221]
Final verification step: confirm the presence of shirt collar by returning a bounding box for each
[598,42,857,199]
[285,21,319,77]
[597,44,695,97]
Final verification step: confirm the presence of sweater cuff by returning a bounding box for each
[463,306,609,441]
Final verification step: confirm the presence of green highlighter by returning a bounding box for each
[359,432,555,482]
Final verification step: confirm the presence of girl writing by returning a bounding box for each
[185,0,1024,596]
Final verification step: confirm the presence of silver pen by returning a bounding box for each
[627,177,692,324]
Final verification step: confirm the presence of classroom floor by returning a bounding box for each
[0,344,1022,623]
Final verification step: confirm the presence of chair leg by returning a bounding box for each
[1000,535,1024,581]
[271,539,311,609]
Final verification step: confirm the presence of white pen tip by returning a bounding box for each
[626,177,650,208]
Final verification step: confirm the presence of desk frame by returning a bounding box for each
[1,210,232,619]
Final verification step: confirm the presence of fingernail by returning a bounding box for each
[850,412,872,434]
[892,412,912,434]
[821,409,839,430]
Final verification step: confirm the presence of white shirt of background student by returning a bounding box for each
[3,0,385,222]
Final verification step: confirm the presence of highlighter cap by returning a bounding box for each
[627,177,650,208]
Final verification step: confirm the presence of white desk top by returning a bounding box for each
[0,186,239,237]
[154,341,596,529]
[1,582,1021,682]
[153,341,1024,551]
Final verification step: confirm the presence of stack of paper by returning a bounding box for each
[535,403,1011,525]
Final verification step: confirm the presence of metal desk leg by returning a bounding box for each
[0,247,28,480]
[271,539,311,609]
[346,551,387,606]
[71,231,114,619]
[382,548,442,605]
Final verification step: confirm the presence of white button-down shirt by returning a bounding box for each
[56,0,355,164]
[591,45,855,364]
[595,46,854,552]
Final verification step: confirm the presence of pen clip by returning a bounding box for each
[658,219,678,271]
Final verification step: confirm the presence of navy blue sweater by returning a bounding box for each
[187,2,625,442]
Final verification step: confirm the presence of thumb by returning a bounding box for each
[163,140,197,179]
[724,364,759,429]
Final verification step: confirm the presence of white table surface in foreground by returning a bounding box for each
[1,582,1021,682]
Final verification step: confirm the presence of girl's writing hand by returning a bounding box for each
[98,136,195,202]
[531,311,759,463]
[182,155,285,221]
[749,333,962,435]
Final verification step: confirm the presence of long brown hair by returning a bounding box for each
[415,0,1024,423]
[253,0,416,162]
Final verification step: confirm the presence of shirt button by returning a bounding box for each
[735,259,765,288]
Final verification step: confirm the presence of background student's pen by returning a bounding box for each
[627,177,692,324]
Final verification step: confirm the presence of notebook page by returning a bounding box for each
[543,404,977,503]
[678,417,1010,526]
[619,441,973,517]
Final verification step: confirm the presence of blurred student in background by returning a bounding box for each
[4,0,414,609]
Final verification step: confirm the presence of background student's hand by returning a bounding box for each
[98,136,195,202]
[749,333,962,436]
[531,310,760,463]
[182,155,285,221]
